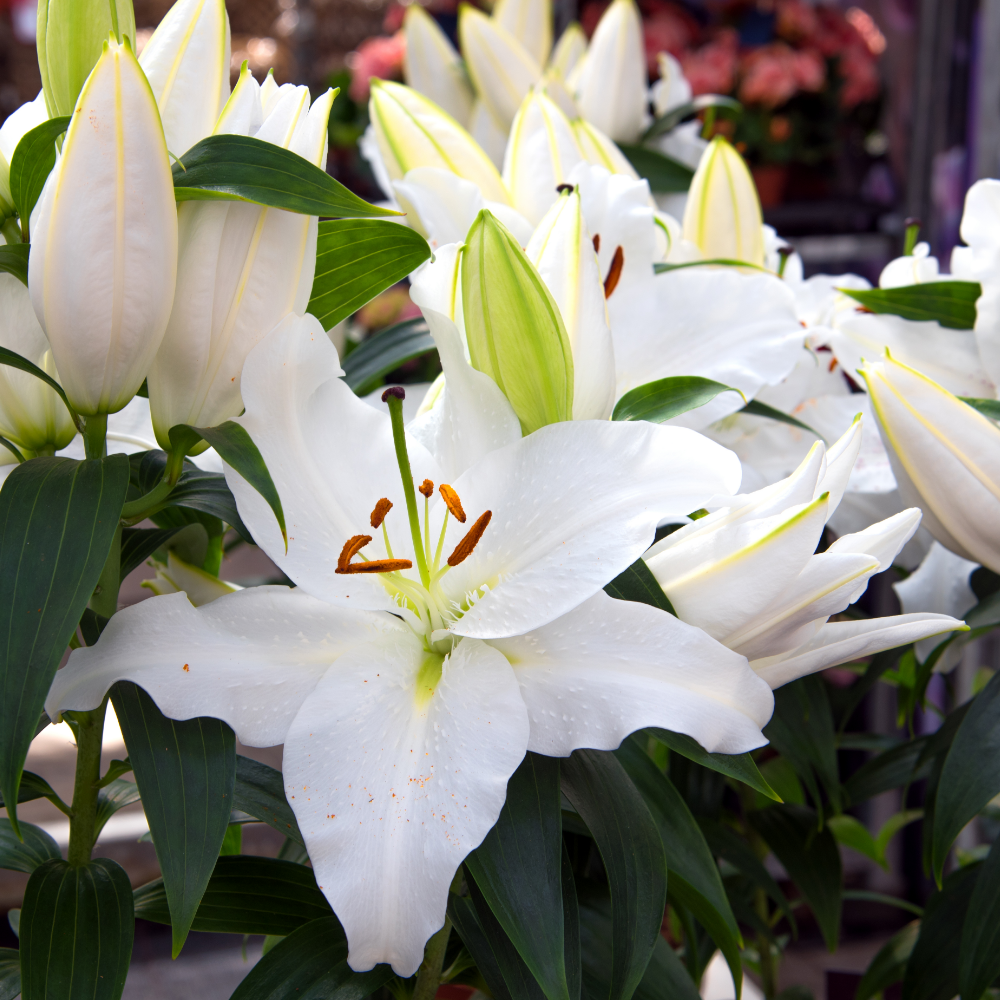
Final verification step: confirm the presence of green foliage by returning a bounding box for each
[616,145,694,192]
[0,818,61,873]
[604,558,677,616]
[8,116,71,237]
[0,244,28,285]
[611,376,742,424]
[341,318,436,396]
[840,281,980,329]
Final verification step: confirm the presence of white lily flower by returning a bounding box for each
[29,36,178,416]
[142,551,242,606]
[572,0,647,143]
[47,313,771,976]
[0,91,49,219]
[493,0,553,68]
[139,0,232,157]
[644,419,965,688]
[860,351,1000,572]
[402,5,475,128]
[549,23,587,79]
[878,241,942,288]
[146,68,335,445]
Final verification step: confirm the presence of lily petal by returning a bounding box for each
[402,5,475,127]
[493,0,553,66]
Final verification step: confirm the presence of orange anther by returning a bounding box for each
[447,511,492,566]
[339,559,413,574]
[438,484,467,523]
[604,246,624,298]
[370,498,393,528]
[419,479,434,498]
[337,534,371,573]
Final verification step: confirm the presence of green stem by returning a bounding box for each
[82,413,108,461]
[384,389,430,586]
[90,524,121,619]
[903,218,921,256]
[119,477,175,523]
[1,216,21,245]
[755,887,778,999]
[65,698,108,866]
[411,916,452,1000]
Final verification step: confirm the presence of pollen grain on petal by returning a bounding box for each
[340,558,414,574]
[336,534,372,572]
[370,498,393,528]
[438,484,467,523]
[419,479,434,498]
[447,510,492,566]
[604,246,624,298]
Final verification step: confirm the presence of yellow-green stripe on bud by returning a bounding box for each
[462,209,574,434]
[37,0,137,118]
[682,136,765,267]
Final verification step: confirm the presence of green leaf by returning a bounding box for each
[8,116,71,235]
[94,777,141,840]
[561,749,667,1000]
[173,134,400,218]
[840,891,922,918]
[840,281,980,330]
[341,318,436,396]
[653,259,767,275]
[931,670,1000,881]
[307,219,431,331]
[0,455,129,834]
[449,894,519,1000]
[642,94,743,142]
[648,729,779,801]
[616,144,694,192]
[740,400,823,439]
[611,376,743,424]
[826,815,880,867]
[958,396,1000,421]
[133,856,333,937]
[233,754,304,845]
[0,345,73,421]
[0,817,60,873]
[20,857,133,999]
[842,736,930,804]
[959,836,1000,1000]
[615,737,743,999]
[902,863,979,1000]
[0,948,19,1000]
[604,559,676,616]
[111,681,236,957]
[168,421,285,548]
[0,770,67,812]
[119,525,182,579]
[0,244,29,286]
[874,811,922,862]
[466,753,573,1000]
[748,804,842,951]
[856,921,919,1000]
[229,915,393,1000]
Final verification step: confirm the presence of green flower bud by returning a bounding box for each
[462,208,574,434]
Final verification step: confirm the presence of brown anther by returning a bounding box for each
[438,484,467,523]
[381,386,406,402]
[339,559,413,574]
[447,511,492,567]
[604,246,624,298]
[419,479,434,498]
[370,498,393,529]
[337,534,372,572]
[556,183,574,194]
[592,233,600,254]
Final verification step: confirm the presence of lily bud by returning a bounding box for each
[403,5,475,128]
[0,92,49,221]
[549,23,587,80]
[143,551,241,606]
[36,0,137,118]
[368,80,510,204]
[462,209,574,433]
[572,0,646,143]
[571,117,641,179]
[493,0,552,68]
[147,70,335,445]
[29,37,178,416]
[860,352,1000,573]
[682,136,765,267]
[139,0,231,157]
[458,4,542,133]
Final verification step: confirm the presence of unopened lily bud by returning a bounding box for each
[403,5,474,127]
[29,37,178,416]
[571,117,641,179]
[139,0,231,157]
[36,0,137,118]
[0,92,49,222]
[549,23,587,80]
[682,136,765,267]
[462,209,574,433]
[493,0,552,67]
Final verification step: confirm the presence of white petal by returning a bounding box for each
[45,587,394,746]
[468,99,509,169]
[392,167,484,249]
[282,634,528,975]
[827,508,921,573]
[493,0,553,66]
[490,591,773,756]
[402,5,475,127]
[817,415,862,512]
[0,91,48,164]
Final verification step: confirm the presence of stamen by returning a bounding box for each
[418,479,434,498]
[339,558,413,574]
[592,233,600,254]
[556,183,574,194]
[604,246,624,298]
[337,534,372,572]
[439,484,467,523]
[370,498,393,528]
[447,511,492,566]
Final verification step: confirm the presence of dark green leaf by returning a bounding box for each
[642,95,743,141]
[0,817,60,873]
[449,894,517,1000]
[0,948,19,1000]
[932,670,1000,881]
[648,730,779,800]
[0,244,29,286]
[94,778,141,839]
[615,737,742,998]
[230,915,393,1000]
[841,890,922,917]
[133,856,333,937]
[902,864,979,1000]
[616,145,694,192]
[168,421,285,547]
[0,345,73,418]
[561,749,667,1000]
[20,857,133,999]
[654,259,767,274]
[740,400,823,439]
[748,805,841,951]
[0,436,24,464]
[308,219,431,331]
[112,681,236,956]
[173,134,400,218]
[8,116,71,233]
[0,770,63,809]
[341,318,435,396]
[840,281,980,330]
[611,376,742,424]
[837,648,904,733]
[856,921,919,1000]
[958,396,1000,421]
[604,559,676,616]
[119,526,182,579]
[466,753,572,1000]
[842,736,930,804]
[234,754,303,845]
[959,836,1000,1000]
[0,455,128,833]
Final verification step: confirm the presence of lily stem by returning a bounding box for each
[65,698,108,866]
[411,916,452,1000]
[82,413,108,461]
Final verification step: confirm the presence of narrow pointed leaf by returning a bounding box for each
[111,681,236,956]
[93,778,141,839]
[449,894,517,1000]
[856,922,919,1000]
[604,559,677,615]
[172,134,400,218]
[8,116,71,232]
[308,219,431,331]
[842,736,931,804]
[958,396,1000,421]
[341,318,436,396]
[233,755,304,845]
[841,281,980,330]
[0,244,29,286]
[642,95,742,141]
[0,949,19,1000]
[20,858,133,999]
[612,377,742,424]
[740,400,822,439]
[616,145,694,192]
[119,526,182,579]
[0,455,128,834]
[0,818,60,873]
[959,836,1000,1000]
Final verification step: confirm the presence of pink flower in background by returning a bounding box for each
[640,1,697,75]
[347,32,406,101]
[681,29,738,95]
[791,48,825,91]
[738,42,824,108]
[838,43,880,107]
[775,0,821,42]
